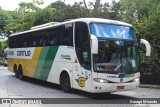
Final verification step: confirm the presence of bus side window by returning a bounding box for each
[9,37,14,48]
[59,24,73,46]
[13,39,16,48]
[39,37,46,46]
[33,41,36,47]
[24,41,27,47]
[38,30,46,46]
[31,33,37,47]
[47,28,58,46]
[23,34,29,47]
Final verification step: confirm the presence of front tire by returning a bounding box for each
[60,74,71,93]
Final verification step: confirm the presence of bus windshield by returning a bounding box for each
[90,23,139,74]
[93,40,139,73]
[90,23,134,40]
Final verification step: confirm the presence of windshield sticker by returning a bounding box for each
[75,77,88,87]
[115,41,124,46]
[131,60,136,67]
[120,41,124,46]
[83,52,88,58]
[75,65,78,71]
[84,71,89,78]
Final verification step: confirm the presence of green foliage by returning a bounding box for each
[0,9,13,38]
[33,6,56,25]
[120,0,145,22]
[0,9,12,30]
[5,12,35,32]
[50,2,89,21]
[0,40,7,57]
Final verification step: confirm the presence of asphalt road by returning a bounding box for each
[0,66,160,107]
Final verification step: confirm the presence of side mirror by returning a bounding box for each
[90,34,98,54]
[140,39,151,56]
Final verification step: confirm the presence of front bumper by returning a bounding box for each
[91,81,139,93]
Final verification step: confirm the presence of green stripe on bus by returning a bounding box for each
[118,74,132,78]
[39,46,59,81]
[33,47,50,79]
[124,74,130,78]
[118,74,125,78]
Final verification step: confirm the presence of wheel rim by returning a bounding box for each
[64,78,70,89]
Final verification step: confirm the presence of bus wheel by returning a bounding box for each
[14,65,18,78]
[60,73,71,93]
[18,66,24,80]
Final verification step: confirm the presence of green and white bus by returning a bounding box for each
[8,18,151,93]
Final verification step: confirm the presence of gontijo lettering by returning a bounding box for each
[8,51,14,55]
[17,51,31,56]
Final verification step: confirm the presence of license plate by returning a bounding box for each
[117,86,125,90]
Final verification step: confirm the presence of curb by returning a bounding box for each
[139,84,160,89]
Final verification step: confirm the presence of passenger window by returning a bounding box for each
[59,24,73,46]
[47,28,58,46]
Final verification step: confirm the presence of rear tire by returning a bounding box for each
[60,74,71,93]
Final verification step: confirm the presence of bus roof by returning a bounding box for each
[10,18,132,37]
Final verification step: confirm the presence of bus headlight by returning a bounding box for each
[93,78,108,83]
[132,78,140,82]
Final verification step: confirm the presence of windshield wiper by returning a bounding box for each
[124,55,134,72]
[122,46,134,73]
[114,64,121,71]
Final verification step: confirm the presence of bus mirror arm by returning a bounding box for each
[140,39,151,56]
[90,34,98,54]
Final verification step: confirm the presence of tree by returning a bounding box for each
[4,0,43,32]
[33,6,56,26]
[83,0,88,10]
[50,1,89,22]
[0,9,12,38]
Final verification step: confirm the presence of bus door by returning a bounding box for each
[73,22,92,92]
